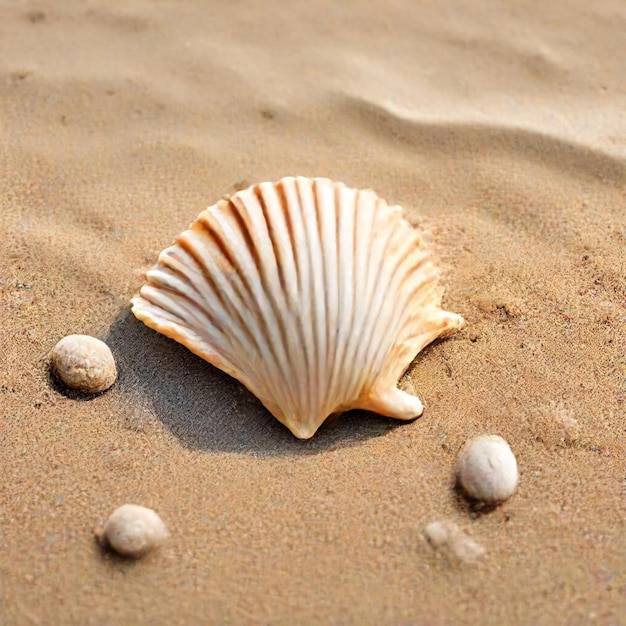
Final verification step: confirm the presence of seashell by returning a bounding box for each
[131,176,465,439]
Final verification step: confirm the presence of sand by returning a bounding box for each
[1,1,625,624]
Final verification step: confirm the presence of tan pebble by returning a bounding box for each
[101,504,169,558]
[423,520,485,563]
[456,435,519,504]
[50,334,117,393]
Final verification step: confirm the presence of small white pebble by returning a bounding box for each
[101,504,169,558]
[456,434,519,504]
[423,520,485,563]
[50,334,117,393]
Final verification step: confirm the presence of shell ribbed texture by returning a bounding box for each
[131,177,464,438]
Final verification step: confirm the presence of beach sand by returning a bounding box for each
[1,1,624,624]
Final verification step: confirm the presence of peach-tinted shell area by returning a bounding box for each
[132,177,464,438]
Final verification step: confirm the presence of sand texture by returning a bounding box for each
[1,1,625,624]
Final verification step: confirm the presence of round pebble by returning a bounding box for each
[102,504,169,558]
[49,334,117,393]
[455,434,519,504]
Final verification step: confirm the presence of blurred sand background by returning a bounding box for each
[1,0,625,624]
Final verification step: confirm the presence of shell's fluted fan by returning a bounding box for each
[131,176,465,438]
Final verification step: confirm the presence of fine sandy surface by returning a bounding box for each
[1,1,625,624]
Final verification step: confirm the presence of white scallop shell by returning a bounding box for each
[131,176,464,439]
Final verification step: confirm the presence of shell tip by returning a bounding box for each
[361,386,424,421]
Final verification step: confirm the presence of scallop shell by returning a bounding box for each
[131,176,464,439]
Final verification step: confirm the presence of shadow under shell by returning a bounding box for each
[104,309,412,457]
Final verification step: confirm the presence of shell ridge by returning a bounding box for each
[155,248,250,344]
[298,178,326,427]
[258,181,312,417]
[249,186,305,416]
[364,232,434,380]
[349,199,401,394]
[291,177,318,421]
[209,201,279,329]
[258,181,306,347]
[138,283,219,339]
[340,189,378,397]
[195,213,240,276]
[399,269,440,317]
[203,205,266,314]
[343,188,364,400]
[229,189,301,416]
[142,270,227,345]
[131,296,178,327]
[277,179,301,299]
[336,184,353,402]
[260,181,299,307]
[178,229,243,323]
[387,269,440,347]
[180,220,288,408]
[214,199,307,404]
[356,208,413,390]
[343,190,364,386]
[202,206,280,355]
[276,178,316,419]
[326,185,358,406]
[132,295,206,343]
[315,180,342,412]
[258,185,289,299]
[282,178,315,414]
[178,228,264,361]
[390,260,439,341]
[395,250,430,299]
[158,248,210,303]
[317,179,340,416]
[300,178,328,428]
[366,249,446,395]
[136,285,235,367]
